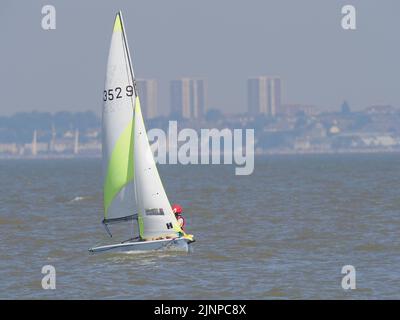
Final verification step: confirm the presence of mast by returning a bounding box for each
[118,11,138,97]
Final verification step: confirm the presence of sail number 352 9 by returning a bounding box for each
[103,85,134,101]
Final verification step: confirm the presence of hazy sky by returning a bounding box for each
[0,0,399,116]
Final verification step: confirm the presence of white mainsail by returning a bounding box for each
[102,11,183,239]
[102,12,136,222]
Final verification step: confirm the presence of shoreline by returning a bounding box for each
[1,148,400,160]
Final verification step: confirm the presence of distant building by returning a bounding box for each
[136,79,158,119]
[329,125,341,135]
[49,124,56,152]
[247,76,281,117]
[74,129,79,155]
[279,104,319,117]
[170,78,207,119]
[341,100,351,114]
[32,130,37,156]
[0,143,18,155]
[365,105,398,115]
[63,131,74,138]
[25,131,48,155]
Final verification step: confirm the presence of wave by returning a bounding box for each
[69,196,88,203]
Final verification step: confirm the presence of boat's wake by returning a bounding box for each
[69,196,88,203]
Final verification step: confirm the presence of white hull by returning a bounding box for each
[89,237,192,254]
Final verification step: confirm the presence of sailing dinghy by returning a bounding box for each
[89,11,195,253]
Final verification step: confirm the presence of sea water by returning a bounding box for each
[0,154,399,299]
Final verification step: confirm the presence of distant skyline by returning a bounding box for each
[0,1,399,116]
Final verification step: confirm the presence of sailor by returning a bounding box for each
[172,204,185,230]
[147,204,186,241]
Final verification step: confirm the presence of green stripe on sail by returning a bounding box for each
[104,118,135,217]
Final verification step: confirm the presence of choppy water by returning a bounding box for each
[0,154,399,299]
